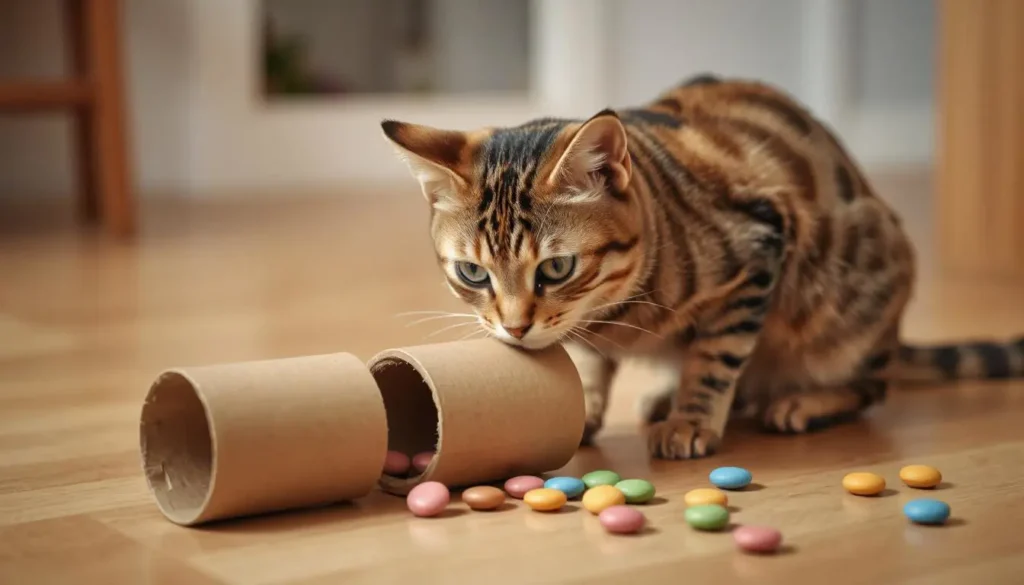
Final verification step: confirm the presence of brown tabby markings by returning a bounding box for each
[382,74,1024,460]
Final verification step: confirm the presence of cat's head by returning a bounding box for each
[382,110,645,350]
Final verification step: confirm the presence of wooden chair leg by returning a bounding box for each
[83,0,136,236]
[64,0,98,222]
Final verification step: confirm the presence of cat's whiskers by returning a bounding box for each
[399,312,479,327]
[565,328,608,359]
[576,319,663,339]
[570,324,625,351]
[427,320,482,338]
[456,327,490,342]
[587,290,677,316]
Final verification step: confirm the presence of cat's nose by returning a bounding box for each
[504,324,533,339]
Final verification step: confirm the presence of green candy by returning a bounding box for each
[582,470,622,489]
[614,478,656,504]
[685,504,730,530]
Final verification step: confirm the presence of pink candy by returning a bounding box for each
[504,475,545,499]
[733,525,783,553]
[412,450,435,473]
[598,505,646,534]
[383,451,411,476]
[406,481,450,517]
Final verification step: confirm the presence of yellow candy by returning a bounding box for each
[523,487,567,512]
[582,485,626,514]
[684,488,728,507]
[899,464,942,489]
[842,472,886,496]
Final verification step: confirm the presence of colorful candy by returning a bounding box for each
[842,472,886,496]
[709,466,752,490]
[461,486,506,511]
[733,525,783,553]
[504,475,545,499]
[615,479,656,504]
[411,451,435,473]
[383,450,411,476]
[406,481,450,517]
[684,487,728,507]
[899,465,942,489]
[903,498,950,525]
[582,485,626,514]
[523,488,567,512]
[582,470,622,489]
[544,476,586,498]
[598,505,646,534]
[685,504,730,530]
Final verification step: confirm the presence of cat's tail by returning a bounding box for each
[890,335,1024,382]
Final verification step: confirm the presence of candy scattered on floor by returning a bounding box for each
[903,498,951,525]
[504,475,545,499]
[899,464,942,489]
[397,461,956,555]
[615,478,656,504]
[544,476,586,499]
[709,466,752,490]
[383,450,411,476]
[523,487,567,512]
[411,451,435,473]
[733,525,783,553]
[462,486,506,511]
[684,487,728,507]
[842,472,887,496]
[582,469,622,489]
[406,481,450,517]
[582,484,626,514]
[685,503,731,531]
[598,505,646,534]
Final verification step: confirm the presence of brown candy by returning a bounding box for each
[461,485,506,511]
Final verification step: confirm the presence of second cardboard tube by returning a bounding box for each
[139,339,585,526]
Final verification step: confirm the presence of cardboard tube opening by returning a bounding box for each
[140,372,214,524]
[370,340,585,496]
[140,353,388,526]
[371,356,439,477]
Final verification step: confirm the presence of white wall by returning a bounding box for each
[607,0,806,106]
[430,0,531,94]
[0,0,191,199]
[606,0,935,168]
[0,0,935,199]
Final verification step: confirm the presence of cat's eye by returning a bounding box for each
[455,261,490,287]
[537,255,576,285]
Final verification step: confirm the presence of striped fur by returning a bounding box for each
[382,74,1024,460]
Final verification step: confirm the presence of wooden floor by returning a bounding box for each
[3,173,1024,584]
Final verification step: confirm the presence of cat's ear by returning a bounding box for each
[381,120,473,208]
[545,109,631,193]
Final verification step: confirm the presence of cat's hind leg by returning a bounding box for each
[760,344,894,433]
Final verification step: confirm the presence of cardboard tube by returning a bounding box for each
[139,353,387,526]
[370,339,585,495]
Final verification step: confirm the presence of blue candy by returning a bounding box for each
[709,466,752,490]
[544,476,586,498]
[903,498,950,525]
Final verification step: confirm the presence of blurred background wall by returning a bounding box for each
[0,0,936,201]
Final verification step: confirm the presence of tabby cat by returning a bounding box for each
[381,74,1024,460]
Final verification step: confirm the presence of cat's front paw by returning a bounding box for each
[579,384,609,446]
[647,418,721,460]
[580,418,602,446]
